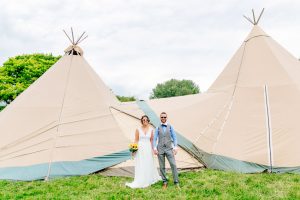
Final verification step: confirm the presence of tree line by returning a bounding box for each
[0,54,200,111]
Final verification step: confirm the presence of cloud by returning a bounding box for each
[1,0,300,99]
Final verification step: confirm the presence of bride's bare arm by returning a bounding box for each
[150,130,154,147]
[134,129,139,143]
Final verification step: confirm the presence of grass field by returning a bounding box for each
[0,169,300,199]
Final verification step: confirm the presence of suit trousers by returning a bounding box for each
[157,149,179,184]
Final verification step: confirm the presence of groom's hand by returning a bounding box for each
[173,147,178,155]
[153,149,158,155]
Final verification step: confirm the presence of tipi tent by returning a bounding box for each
[142,10,300,173]
[0,31,199,181]
[0,31,131,180]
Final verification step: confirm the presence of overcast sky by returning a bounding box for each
[1,0,300,99]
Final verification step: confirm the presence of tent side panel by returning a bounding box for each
[137,100,300,173]
[0,150,130,181]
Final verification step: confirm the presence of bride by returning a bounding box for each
[126,115,161,188]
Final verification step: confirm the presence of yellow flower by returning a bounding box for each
[129,142,138,152]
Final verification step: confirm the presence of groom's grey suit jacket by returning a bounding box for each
[157,124,173,153]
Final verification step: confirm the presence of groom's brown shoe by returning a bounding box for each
[162,183,167,189]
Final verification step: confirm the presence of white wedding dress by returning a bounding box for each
[126,127,161,188]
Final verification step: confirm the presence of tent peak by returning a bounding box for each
[64,45,84,56]
[63,28,88,45]
[244,25,269,42]
[243,8,265,25]
[63,28,88,56]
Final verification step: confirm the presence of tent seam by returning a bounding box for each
[46,55,74,180]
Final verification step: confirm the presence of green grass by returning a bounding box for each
[0,169,300,199]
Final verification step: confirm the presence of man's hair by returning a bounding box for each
[160,112,167,115]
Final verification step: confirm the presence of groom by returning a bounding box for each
[153,112,179,189]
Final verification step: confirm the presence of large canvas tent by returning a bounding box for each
[0,31,199,181]
[142,11,300,173]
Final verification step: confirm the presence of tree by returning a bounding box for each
[150,79,200,99]
[0,54,61,105]
[116,95,136,102]
[0,105,5,111]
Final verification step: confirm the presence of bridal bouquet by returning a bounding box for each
[129,143,138,153]
[129,143,138,159]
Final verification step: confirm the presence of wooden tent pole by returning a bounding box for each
[252,9,256,24]
[71,27,75,44]
[243,15,254,25]
[256,8,265,25]
[75,32,86,45]
[63,30,73,44]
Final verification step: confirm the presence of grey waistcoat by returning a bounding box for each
[157,124,173,152]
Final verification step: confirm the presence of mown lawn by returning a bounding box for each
[0,169,300,199]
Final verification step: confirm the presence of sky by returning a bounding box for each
[1,0,300,99]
